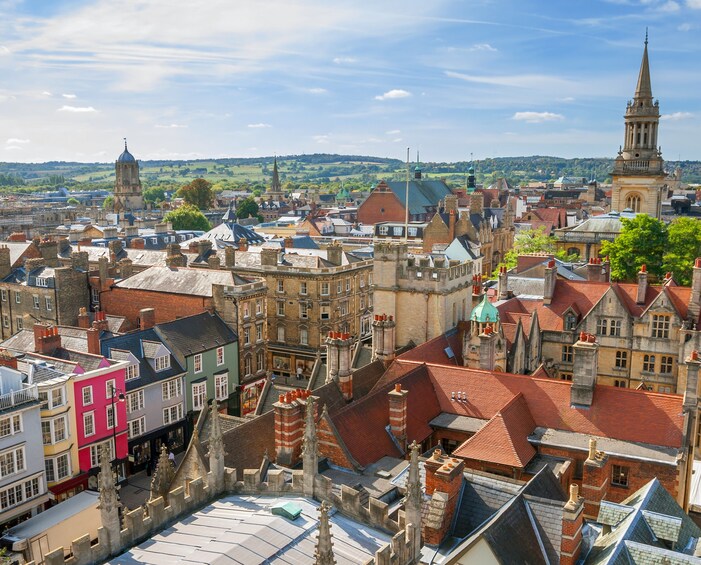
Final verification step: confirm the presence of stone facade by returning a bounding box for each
[113,141,144,213]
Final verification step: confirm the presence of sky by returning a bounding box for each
[0,0,700,164]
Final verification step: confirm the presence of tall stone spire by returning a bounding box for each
[635,29,652,100]
[208,398,226,494]
[150,444,175,504]
[97,444,122,555]
[302,396,319,497]
[314,502,336,565]
[405,440,423,557]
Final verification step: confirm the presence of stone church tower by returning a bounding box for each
[113,139,144,213]
[610,35,666,218]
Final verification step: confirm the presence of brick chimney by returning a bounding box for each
[92,311,109,331]
[98,256,109,285]
[207,254,221,270]
[273,390,309,466]
[371,314,396,364]
[688,258,701,323]
[129,237,145,249]
[326,242,343,267]
[284,236,294,249]
[388,383,408,452]
[497,265,509,300]
[39,239,59,267]
[237,237,248,252]
[139,308,156,330]
[423,449,465,545]
[0,246,11,279]
[77,307,90,328]
[224,246,235,268]
[581,438,610,519]
[543,259,557,305]
[71,251,89,272]
[86,326,100,355]
[684,350,700,411]
[166,244,187,268]
[586,257,604,282]
[325,332,353,401]
[0,349,18,370]
[571,332,598,407]
[636,264,648,305]
[560,484,585,565]
[260,247,279,267]
[470,191,483,215]
[196,240,213,258]
[34,325,61,355]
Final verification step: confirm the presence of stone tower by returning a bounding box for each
[610,34,666,218]
[267,156,285,202]
[114,139,144,213]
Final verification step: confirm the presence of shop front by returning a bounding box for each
[240,378,266,416]
[127,421,186,475]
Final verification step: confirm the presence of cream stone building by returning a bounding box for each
[113,140,144,213]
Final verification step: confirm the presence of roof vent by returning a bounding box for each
[271,501,302,521]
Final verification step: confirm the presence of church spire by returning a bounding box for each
[634,29,652,101]
[271,156,281,192]
[314,502,336,565]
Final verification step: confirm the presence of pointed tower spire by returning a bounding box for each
[208,398,226,493]
[150,444,175,503]
[270,156,282,193]
[635,30,653,100]
[405,440,423,557]
[97,444,122,555]
[314,502,336,565]
[302,396,319,497]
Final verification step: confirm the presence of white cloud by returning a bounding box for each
[558,97,576,102]
[469,43,497,52]
[658,0,680,11]
[0,46,9,55]
[333,56,357,64]
[385,129,401,135]
[512,111,564,123]
[155,123,188,128]
[306,87,327,94]
[375,89,411,101]
[661,111,693,120]
[41,91,52,96]
[678,22,692,31]
[247,123,271,128]
[313,134,330,144]
[687,0,701,8]
[57,105,97,113]
[446,70,574,90]
[6,138,30,144]
[62,93,77,99]
[4,146,23,151]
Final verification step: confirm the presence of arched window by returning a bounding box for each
[625,193,641,213]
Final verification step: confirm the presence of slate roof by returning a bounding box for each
[382,180,453,216]
[181,221,265,248]
[101,329,185,392]
[585,478,701,563]
[114,266,244,297]
[154,311,237,358]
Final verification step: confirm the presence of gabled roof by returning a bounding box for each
[155,311,237,358]
[114,266,245,297]
[452,393,536,469]
[381,180,453,216]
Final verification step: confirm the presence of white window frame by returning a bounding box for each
[155,355,170,371]
[0,414,21,438]
[90,439,114,468]
[127,417,146,439]
[215,373,228,401]
[193,354,202,374]
[83,411,95,437]
[127,390,144,413]
[163,403,184,425]
[82,386,93,406]
[216,347,224,366]
[0,289,6,302]
[162,379,182,400]
[192,382,206,411]
[33,295,40,309]
[321,282,329,296]
[125,363,140,381]
[14,291,21,304]
[0,445,25,478]
[106,404,117,429]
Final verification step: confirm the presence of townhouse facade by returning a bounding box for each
[0,367,48,528]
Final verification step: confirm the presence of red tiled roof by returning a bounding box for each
[331,364,441,467]
[397,331,462,366]
[423,363,684,448]
[452,393,536,468]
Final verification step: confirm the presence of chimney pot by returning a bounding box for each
[640,264,647,273]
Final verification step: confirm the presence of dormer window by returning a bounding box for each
[35,277,49,287]
[155,355,170,371]
[565,313,578,331]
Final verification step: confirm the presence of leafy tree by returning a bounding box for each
[143,187,166,204]
[236,196,263,222]
[66,197,80,205]
[102,195,114,210]
[176,178,213,209]
[601,214,668,281]
[164,204,211,231]
[662,217,701,285]
[495,226,575,275]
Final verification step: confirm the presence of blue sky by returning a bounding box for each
[0,0,699,163]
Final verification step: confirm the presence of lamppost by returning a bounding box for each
[109,382,125,478]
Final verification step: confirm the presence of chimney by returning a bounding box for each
[371,314,396,364]
[326,242,343,267]
[92,311,109,332]
[602,257,610,283]
[71,251,89,272]
[125,226,139,238]
[154,222,168,234]
[423,449,465,546]
[86,326,100,355]
[237,237,248,252]
[139,308,156,330]
[260,247,278,267]
[470,191,483,215]
[118,258,133,279]
[102,226,118,240]
[207,254,221,270]
[165,244,187,267]
[196,239,213,258]
[77,307,90,328]
[39,239,59,267]
[684,350,700,411]
[636,264,648,304]
[25,257,46,272]
[98,255,109,285]
[108,239,123,257]
[284,236,294,249]
[586,257,603,282]
[129,237,145,249]
[325,332,353,400]
[688,258,701,323]
[560,484,585,565]
[581,438,610,519]
[497,266,509,300]
[571,332,598,407]
[34,324,61,355]
[543,259,557,305]
[273,392,306,466]
[224,246,235,268]
[57,237,71,255]
[388,383,408,452]
[0,349,18,370]
[0,246,11,279]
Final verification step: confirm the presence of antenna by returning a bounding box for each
[405,147,410,243]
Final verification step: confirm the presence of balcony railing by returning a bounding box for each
[0,384,39,411]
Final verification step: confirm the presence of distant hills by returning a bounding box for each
[1,154,700,190]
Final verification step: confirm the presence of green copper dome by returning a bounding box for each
[468,166,474,174]
[470,294,499,323]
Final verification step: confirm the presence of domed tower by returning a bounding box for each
[464,294,506,371]
[611,33,666,218]
[113,139,144,213]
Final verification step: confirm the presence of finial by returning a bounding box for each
[645,27,648,46]
[123,137,127,151]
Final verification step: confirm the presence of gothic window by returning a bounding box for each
[625,193,642,213]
